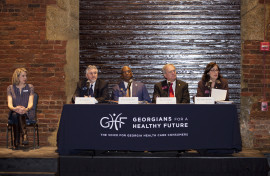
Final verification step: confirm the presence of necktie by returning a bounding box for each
[89,84,94,97]
[169,83,174,97]
[126,82,131,97]
[126,89,129,97]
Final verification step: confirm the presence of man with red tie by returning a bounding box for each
[152,64,190,104]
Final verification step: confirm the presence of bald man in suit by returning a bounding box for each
[112,66,151,103]
[152,64,190,104]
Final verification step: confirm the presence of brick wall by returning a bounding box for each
[241,0,270,149]
[242,35,270,148]
[0,0,269,150]
[0,0,67,146]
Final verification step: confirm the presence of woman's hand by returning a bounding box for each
[13,106,27,114]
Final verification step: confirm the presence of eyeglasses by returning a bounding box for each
[88,72,97,75]
[122,70,132,74]
[210,69,219,72]
[167,70,176,74]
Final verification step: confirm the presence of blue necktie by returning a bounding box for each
[89,84,94,97]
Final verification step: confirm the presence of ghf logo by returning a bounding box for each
[100,113,127,131]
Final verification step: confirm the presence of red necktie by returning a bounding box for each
[169,83,174,97]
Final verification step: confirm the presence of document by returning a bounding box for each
[211,88,227,101]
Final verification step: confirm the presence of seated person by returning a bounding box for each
[72,65,109,103]
[111,66,151,103]
[152,64,190,103]
[7,68,34,149]
[196,62,229,101]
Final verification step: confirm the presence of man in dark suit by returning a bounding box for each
[152,64,190,103]
[112,66,151,103]
[72,65,109,103]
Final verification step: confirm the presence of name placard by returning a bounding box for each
[118,97,139,104]
[75,97,96,104]
[156,97,176,104]
[194,97,215,104]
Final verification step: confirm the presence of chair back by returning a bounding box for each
[32,92,38,111]
[27,92,38,121]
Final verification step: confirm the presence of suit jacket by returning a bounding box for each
[112,81,151,103]
[152,79,190,103]
[72,78,109,103]
[196,78,229,101]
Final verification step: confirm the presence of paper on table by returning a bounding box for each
[211,88,227,101]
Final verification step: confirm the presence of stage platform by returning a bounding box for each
[0,147,269,176]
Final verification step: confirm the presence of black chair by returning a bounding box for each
[6,92,39,149]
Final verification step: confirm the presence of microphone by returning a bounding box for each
[126,80,132,97]
[167,81,171,97]
[127,80,132,89]
[86,81,90,96]
[208,80,212,97]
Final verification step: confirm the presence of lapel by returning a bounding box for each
[175,80,183,103]
[215,79,222,89]
[132,81,137,97]
[119,81,126,91]
[161,80,169,97]
[83,80,90,96]
[93,79,99,96]
[175,80,181,96]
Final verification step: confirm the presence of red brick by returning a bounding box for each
[0,0,66,147]
[45,0,57,4]
[6,0,21,4]
[258,0,270,4]
[241,92,253,96]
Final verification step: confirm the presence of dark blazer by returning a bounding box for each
[111,81,151,103]
[72,78,109,103]
[196,78,229,101]
[152,79,190,103]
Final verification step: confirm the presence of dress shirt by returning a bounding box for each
[88,81,96,95]
[124,81,133,97]
[167,80,176,97]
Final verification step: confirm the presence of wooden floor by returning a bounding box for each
[0,146,58,158]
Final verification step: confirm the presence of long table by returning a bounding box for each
[57,104,242,155]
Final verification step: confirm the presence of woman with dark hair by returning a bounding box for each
[196,62,229,101]
[7,68,34,149]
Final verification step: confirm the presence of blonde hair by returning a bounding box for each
[12,68,27,85]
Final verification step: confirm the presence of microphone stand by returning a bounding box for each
[86,81,90,96]
[208,80,212,97]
